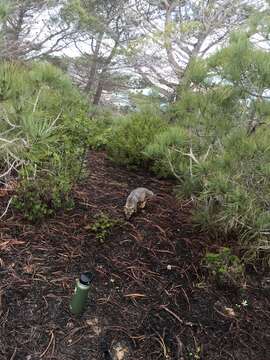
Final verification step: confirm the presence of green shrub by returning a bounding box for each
[29,62,75,94]
[0,61,89,221]
[13,170,74,222]
[107,108,166,167]
[167,37,270,267]
[203,247,244,288]
[144,126,191,178]
[190,127,270,265]
[86,213,119,242]
[87,111,114,150]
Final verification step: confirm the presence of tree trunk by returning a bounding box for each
[93,78,104,105]
[85,32,104,93]
[92,40,119,105]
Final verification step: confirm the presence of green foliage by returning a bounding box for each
[87,213,119,242]
[13,170,74,222]
[170,34,270,267]
[107,108,166,167]
[185,58,209,85]
[29,62,88,117]
[144,126,191,178]
[0,62,27,101]
[203,247,244,288]
[128,88,165,111]
[87,109,115,150]
[0,1,10,19]
[0,61,89,221]
[193,128,270,262]
[209,32,270,94]
[61,0,101,31]
[179,20,203,35]
[172,85,243,142]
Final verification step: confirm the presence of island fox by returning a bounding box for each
[124,187,154,219]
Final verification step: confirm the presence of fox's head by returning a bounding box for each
[124,205,135,220]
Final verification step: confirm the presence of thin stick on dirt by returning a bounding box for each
[39,331,55,358]
[9,348,17,360]
[160,305,195,327]
[0,197,13,221]
[0,161,17,179]
[175,335,185,360]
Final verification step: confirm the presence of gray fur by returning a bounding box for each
[124,187,154,219]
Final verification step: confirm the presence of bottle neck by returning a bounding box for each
[77,280,90,290]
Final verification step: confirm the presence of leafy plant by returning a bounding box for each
[203,247,244,288]
[13,157,75,222]
[87,213,119,242]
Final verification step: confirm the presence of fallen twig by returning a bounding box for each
[0,197,13,221]
[40,331,55,358]
[175,335,185,360]
[160,305,195,327]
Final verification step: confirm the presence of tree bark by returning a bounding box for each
[85,32,104,93]
[92,40,119,105]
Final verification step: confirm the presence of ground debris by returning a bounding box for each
[0,151,269,360]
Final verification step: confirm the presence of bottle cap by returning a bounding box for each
[79,272,94,286]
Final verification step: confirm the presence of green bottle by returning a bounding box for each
[69,272,93,315]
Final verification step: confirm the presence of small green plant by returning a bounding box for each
[88,213,119,242]
[203,247,244,288]
[13,171,74,222]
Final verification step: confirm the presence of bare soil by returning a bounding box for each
[0,151,269,360]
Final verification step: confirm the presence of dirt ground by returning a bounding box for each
[0,151,269,360]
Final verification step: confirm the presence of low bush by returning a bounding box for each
[107,107,166,167]
[193,128,270,265]
[13,170,75,222]
[0,61,90,222]
[87,109,115,150]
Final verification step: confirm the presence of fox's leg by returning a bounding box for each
[140,200,146,209]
